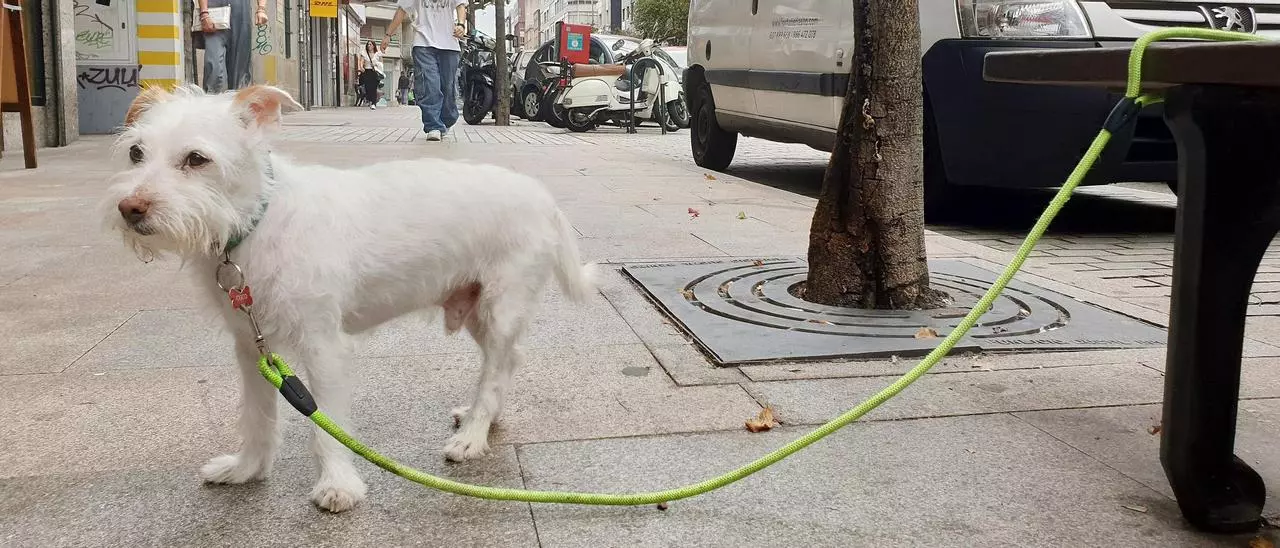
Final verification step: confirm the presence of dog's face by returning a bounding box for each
[103,84,301,259]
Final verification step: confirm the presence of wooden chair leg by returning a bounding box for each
[7,1,33,168]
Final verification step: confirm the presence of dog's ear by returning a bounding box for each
[125,86,170,127]
[233,85,303,129]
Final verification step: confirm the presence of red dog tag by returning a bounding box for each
[228,286,254,310]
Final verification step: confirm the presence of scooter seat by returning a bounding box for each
[573,63,626,78]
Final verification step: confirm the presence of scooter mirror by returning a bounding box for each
[613,40,625,51]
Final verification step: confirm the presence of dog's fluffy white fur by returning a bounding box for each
[102,84,596,512]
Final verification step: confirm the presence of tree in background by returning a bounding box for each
[631,0,688,43]
[802,0,948,309]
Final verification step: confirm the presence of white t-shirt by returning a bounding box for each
[396,0,467,52]
[361,49,384,76]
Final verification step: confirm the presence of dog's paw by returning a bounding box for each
[443,433,491,462]
[200,453,269,484]
[309,473,367,513]
[450,406,471,428]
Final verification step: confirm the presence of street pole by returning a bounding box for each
[493,0,509,125]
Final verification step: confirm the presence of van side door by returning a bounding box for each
[689,0,757,117]
[750,0,852,131]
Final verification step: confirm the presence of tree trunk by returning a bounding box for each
[494,0,510,125]
[803,0,947,310]
[467,0,477,36]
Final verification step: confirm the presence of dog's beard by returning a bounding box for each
[111,184,243,261]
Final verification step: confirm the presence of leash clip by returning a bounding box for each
[215,255,271,357]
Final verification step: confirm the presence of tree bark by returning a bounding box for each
[467,0,477,37]
[494,0,510,125]
[803,0,947,310]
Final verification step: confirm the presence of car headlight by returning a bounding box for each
[957,0,1093,39]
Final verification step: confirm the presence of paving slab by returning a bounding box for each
[1014,399,1280,518]
[518,414,1245,547]
[0,446,536,548]
[739,347,1168,382]
[749,363,1165,425]
[0,367,230,479]
[72,308,237,371]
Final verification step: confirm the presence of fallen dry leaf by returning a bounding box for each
[1148,423,1162,436]
[656,502,670,511]
[915,327,940,339]
[745,406,780,433]
[752,259,765,267]
[808,319,833,325]
[687,207,700,218]
[704,173,717,181]
[1249,536,1275,548]
[737,211,747,220]
[679,289,695,300]
[1121,504,1148,514]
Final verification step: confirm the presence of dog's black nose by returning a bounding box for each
[118,197,151,225]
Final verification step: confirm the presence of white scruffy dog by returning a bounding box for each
[102,84,595,512]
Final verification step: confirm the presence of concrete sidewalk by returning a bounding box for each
[2,107,1278,547]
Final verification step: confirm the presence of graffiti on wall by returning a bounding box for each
[254,24,272,55]
[77,66,140,91]
[73,0,132,62]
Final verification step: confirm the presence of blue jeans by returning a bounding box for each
[413,46,460,132]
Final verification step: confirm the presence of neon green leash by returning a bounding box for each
[243,28,1263,505]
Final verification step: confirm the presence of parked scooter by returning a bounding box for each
[459,32,497,125]
[551,38,684,133]
[459,32,518,125]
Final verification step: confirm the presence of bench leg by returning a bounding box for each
[1161,85,1280,534]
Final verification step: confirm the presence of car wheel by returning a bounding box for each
[691,83,736,170]
[522,87,543,122]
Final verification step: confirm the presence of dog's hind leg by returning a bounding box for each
[200,334,280,484]
[295,326,368,512]
[444,279,543,462]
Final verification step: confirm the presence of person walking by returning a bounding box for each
[382,0,468,141]
[198,0,266,93]
[397,70,412,106]
[358,41,385,110]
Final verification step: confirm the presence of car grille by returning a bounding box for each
[1104,2,1280,31]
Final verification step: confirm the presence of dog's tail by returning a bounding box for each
[553,209,597,303]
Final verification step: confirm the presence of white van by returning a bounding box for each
[685,0,1279,206]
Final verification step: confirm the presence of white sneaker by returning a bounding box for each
[425,130,442,141]
[370,104,377,110]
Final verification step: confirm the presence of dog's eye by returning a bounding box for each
[184,151,211,168]
[128,145,144,164]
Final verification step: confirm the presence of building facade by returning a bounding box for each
[23,0,352,149]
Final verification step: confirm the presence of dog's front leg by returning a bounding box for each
[298,335,368,513]
[200,336,280,484]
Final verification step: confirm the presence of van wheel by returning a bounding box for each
[691,83,737,170]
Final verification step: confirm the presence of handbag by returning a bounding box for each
[191,3,231,31]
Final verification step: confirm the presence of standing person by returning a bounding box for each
[381,0,468,141]
[358,41,385,110]
[198,0,266,93]
[397,69,412,106]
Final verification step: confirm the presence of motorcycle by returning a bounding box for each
[460,32,498,125]
[551,38,684,133]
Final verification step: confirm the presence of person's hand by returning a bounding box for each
[200,13,215,33]
[380,35,390,52]
[453,23,466,39]
[254,8,268,26]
